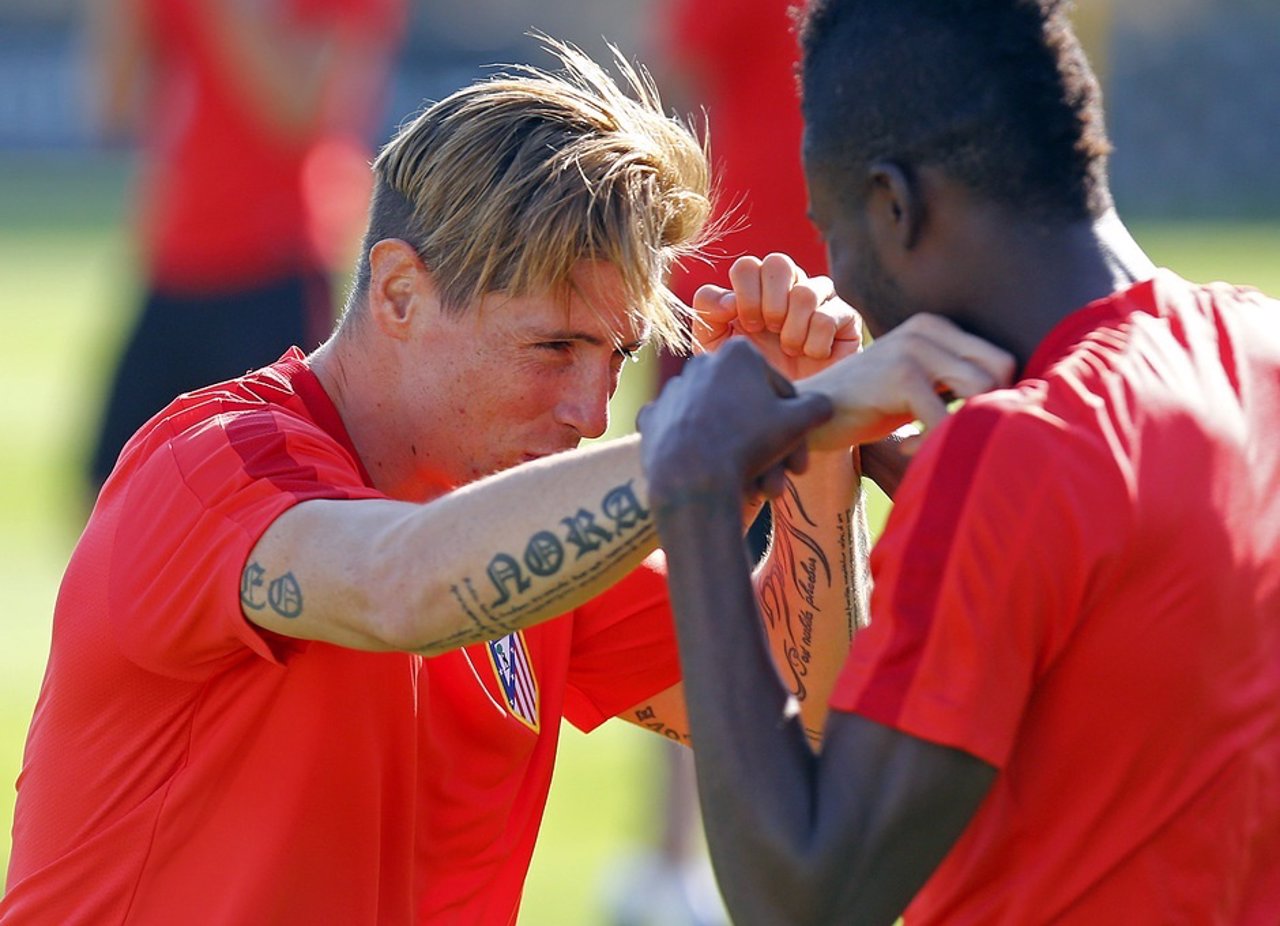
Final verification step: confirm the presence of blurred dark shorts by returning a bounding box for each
[88,269,333,485]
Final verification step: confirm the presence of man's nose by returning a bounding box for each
[554,365,613,439]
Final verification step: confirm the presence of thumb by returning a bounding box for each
[791,392,835,433]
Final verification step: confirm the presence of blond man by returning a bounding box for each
[2,41,879,924]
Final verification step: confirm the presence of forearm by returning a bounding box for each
[755,447,868,747]
[653,488,826,924]
[244,436,658,654]
[860,433,913,499]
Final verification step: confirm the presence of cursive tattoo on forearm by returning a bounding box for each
[757,479,833,705]
[840,469,872,636]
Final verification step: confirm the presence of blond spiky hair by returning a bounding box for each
[345,36,714,352]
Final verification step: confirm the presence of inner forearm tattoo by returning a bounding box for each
[757,479,832,706]
[839,496,872,635]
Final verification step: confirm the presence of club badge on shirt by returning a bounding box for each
[486,631,540,732]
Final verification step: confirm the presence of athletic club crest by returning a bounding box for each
[486,631,540,731]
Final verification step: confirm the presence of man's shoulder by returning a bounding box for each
[107,359,361,504]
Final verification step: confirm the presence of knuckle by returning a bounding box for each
[729,255,763,284]
[791,287,819,314]
[760,253,796,287]
[808,313,837,340]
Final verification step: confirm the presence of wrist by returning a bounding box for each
[647,469,743,520]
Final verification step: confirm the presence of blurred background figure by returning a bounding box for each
[660,0,826,302]
[3,0,1280,921]
[659,0,833,555]
[83,0,406,493]
[601,2,829,924]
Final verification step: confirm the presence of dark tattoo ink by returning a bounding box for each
[561,508,614,557]
[486,480,651,608]
[240,561,268,611]
[241,561,303,619]
[634,705,691,744]
[759,479,836,702]
[523,530,565,577]
[486,554,532,607]
[601,481,649,531]
[268,572,303,618]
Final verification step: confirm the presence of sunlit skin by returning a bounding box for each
[314,251,645,501]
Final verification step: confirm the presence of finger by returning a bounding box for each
[728,255,765,333]
[810,277,863,350]
[759,253,800,334]
[928,352,1010,402]
[797,310,836,360]
[834,311,865,351]
[691,283,734,317]
[762,360,799,399]
[899,370,953,432]
[754,463,790,501]
[903,314,1016,386]
[777,283,818,358]
[690,311,732,354]
[745,393,832,490]
[882,336,1001,427]
[791,391,838,433]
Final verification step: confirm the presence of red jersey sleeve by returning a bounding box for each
[830,394,1121,767]
[561,551,682,732]
[105,407,384,681]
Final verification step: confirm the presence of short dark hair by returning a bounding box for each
[797,0,1113,224]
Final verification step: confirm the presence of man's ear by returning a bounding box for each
[367,238,436,340]
[865,160,923,252]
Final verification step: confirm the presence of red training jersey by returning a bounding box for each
[137,0,405,289]
[2,350,681,924]
[832,271,1280,922]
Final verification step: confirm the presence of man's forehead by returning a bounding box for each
[564,261,651,346]
[554,303,650,350]
[497,285,647,349]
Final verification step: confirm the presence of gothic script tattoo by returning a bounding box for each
[435,479,656,650]
[241,561,304,619]
[633,704,691,744]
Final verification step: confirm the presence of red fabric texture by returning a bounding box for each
[831,272,1280,923]
[2,351,680,924]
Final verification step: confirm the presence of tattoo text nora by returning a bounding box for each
[486,480,649,606]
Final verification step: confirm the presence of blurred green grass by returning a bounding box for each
[1,154,1278,921]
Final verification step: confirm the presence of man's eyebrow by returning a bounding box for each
[533,328,647,353]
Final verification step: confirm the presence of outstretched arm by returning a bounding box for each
[640,328,1010,923]
[244,436,658,656]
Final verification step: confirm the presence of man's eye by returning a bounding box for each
[538,341,573,353]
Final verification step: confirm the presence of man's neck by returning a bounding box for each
[309,335,454,502]
[960,209,1156,371]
